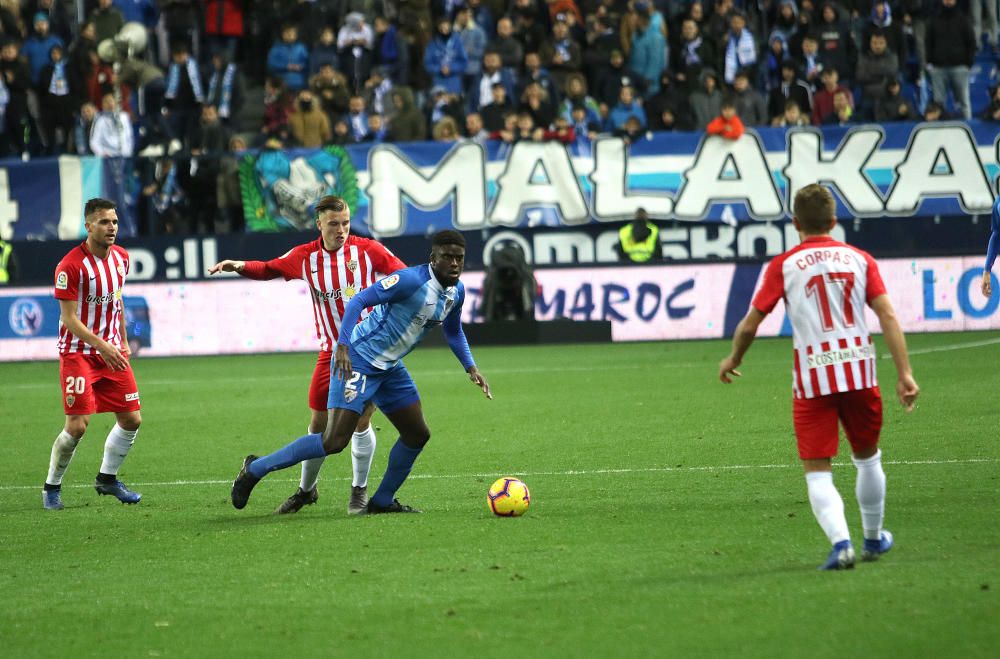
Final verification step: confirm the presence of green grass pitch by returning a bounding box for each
[2,332,999,657]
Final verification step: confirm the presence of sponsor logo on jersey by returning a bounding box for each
[311,287,355,302]
[805,344,875,368]
[65,394,76,407]
[56,271,68,290]
[380,274,400,290]
[86,292,117,304]
[347,259,358,272]
[125,392,139,402]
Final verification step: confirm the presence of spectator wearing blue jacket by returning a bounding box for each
[628,6,666,96]
[268,24,310,91]
[23,13,63,85]
[424,15,468,95]
[455,5,486,89]
[609,85,647,130]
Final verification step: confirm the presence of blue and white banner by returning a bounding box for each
[0,156,130,241]
[247,120,1000,236]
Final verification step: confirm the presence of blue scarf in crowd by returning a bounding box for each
[684,36,703,66]
[166,58,204,103]
[208,63,236,118]
[48,60,69,96]
[724,28,757,84]
[0,76,7,129]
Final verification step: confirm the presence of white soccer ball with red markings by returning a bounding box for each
[488,477,530,517]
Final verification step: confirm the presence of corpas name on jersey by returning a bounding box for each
[806,343,875,369]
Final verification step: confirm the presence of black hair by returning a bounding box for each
[432,230,466,249]
[84,198,116,217]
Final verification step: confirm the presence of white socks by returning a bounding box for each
[298,425,377,491]
[99,424,138,476]
[300,456,326,492]
[351,426,377,488]
[852,450,887,541]
[805,471,851,545]
[46,431,81,486]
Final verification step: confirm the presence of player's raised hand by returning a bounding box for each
[718,355,742,384]
[982,271,992,298]
[333,344,352,382]
[208,260,245,275]
[468,367,492,399]
[897,374,919,412]
[98,341,128,371]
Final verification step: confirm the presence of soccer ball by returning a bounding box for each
[488,477,530,517]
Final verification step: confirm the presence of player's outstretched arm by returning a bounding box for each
[208,259,246,275]
[719,308,766,383]
[870,294,919,411]
[58,299,127,370]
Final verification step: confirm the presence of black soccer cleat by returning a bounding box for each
[365,498,422,514]
[231,455,261,510]
[274,487,319,515]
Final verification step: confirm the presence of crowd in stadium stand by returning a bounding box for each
[0,0,997,233]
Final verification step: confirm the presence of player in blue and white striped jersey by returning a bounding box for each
[230,230,492,513]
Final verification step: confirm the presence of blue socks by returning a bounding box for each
[248,433,325,478]
[371,439,423,507]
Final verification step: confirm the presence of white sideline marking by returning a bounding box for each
[1,458,995,491]
[888,336,1000,358]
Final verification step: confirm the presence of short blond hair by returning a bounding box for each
[793,184,836,234]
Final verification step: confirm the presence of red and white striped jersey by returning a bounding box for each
[752,235,887,400]
[53,243,130,356]
[241,236,405,351]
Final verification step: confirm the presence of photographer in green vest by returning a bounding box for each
[617,208,661,263]
[0,238,15,284]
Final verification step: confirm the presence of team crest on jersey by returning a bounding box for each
[344,389,358,403]
[347,259,358,272]
[56,271,68,290]
[117,264,125,277]
[380,274,400,290]
[65,394,76,407]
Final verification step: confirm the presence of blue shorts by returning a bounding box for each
[327,360,420,415]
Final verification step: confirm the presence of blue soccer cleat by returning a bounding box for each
[862,530,894,562]
[94,479,142,504]
[819,540,855,571]
[42,488,64,510]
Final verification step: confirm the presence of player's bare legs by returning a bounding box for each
[364,401,430,514]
